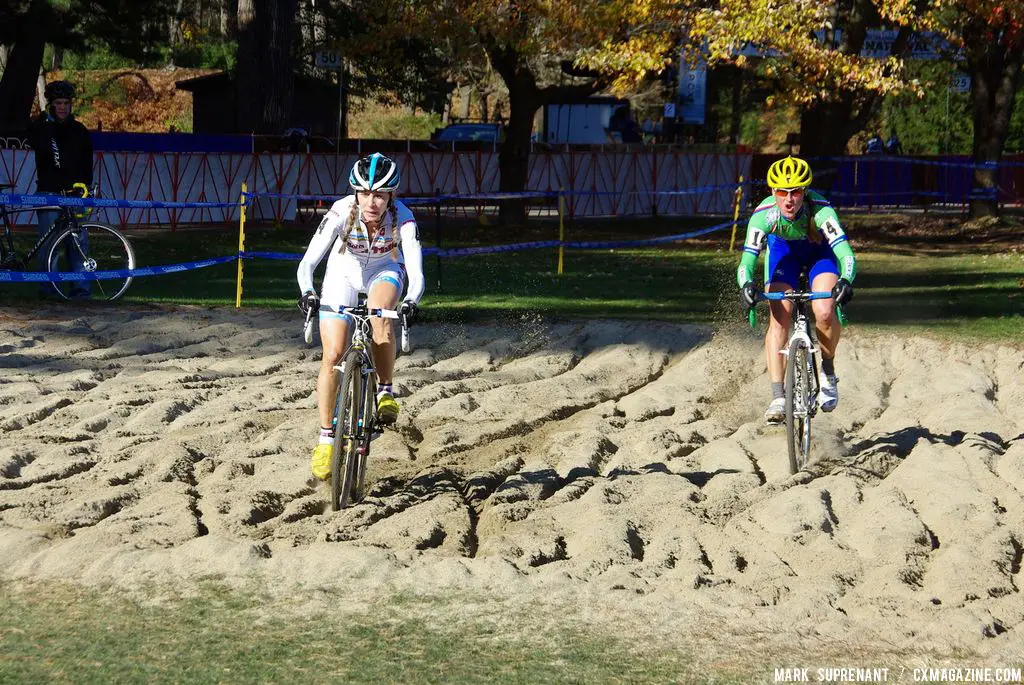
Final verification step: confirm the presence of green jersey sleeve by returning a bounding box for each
[812,203,857,282]
[736,210,770,287]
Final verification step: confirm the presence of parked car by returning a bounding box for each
[431,123,504,143]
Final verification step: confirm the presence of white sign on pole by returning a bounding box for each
[949,73,971,93]
[315,50,341,70]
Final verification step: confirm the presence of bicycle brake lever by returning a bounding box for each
[303,308,315,344]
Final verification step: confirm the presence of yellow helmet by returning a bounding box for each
[767,156,813,189]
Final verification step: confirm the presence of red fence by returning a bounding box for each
[1,148,751,229]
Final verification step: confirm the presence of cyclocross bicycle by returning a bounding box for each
[0,184,136,300]
[304,294,403,510]
[749,283,847,475]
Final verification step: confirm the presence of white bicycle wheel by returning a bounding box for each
[785,338,813,474]
[47,223,134,301]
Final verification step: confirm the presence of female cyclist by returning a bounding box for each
[736,156,857,424]
[297,153,424,480]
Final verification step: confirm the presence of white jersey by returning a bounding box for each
[296,195,424,306]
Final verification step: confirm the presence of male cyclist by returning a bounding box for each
[297,153,424,481]
[25,80,93,298]
[737,156,857,424]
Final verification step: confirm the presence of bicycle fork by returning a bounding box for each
[779,314,821,418]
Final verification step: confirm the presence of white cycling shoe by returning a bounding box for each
[819,374,839,412]
[764,397,786,425]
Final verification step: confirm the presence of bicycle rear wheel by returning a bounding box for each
[331,351,363,510]
[785,338,813,474]
[47,223,135,301]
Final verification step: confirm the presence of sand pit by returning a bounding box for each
[1,305,1022,662]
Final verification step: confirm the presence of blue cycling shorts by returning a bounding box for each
[765,234,838,287]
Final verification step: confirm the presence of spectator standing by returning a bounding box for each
[25,80,93,298]
[864,133,884,155]
[885,132,903,155]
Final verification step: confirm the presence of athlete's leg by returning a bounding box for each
[810,253,842,412]
[766,281,794,384]
[367,274,401,386]
[764,235,799,386]
[317,314,351,429]
[811,271,840,360]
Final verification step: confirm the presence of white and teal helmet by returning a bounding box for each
[349,152,401,192]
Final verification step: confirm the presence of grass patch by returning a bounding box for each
[0,581,747,685]
[2,217,1021,343]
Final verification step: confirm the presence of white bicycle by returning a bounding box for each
[750,286,847,474]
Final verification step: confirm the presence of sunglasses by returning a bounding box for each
[773,188,805,199]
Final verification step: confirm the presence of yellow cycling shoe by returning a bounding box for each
[311,443,333,481]
[376,391,400,425]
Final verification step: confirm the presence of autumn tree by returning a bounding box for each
[312,1,454,115]
[582,0,1024,215]
[394,1,627,224]
[579,0,918,160]
[0,0,172,131]
[913,1,1024,217]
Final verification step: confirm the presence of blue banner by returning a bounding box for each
[0,193,241,209]
[678,49,707,125]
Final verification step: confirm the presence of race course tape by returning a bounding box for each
[0,256,236,282]
[0,193,240,209]
[242,218,734,260]
[1,220,736,281]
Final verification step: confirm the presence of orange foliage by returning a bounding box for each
[52,68,218,133]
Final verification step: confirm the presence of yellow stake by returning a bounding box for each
[236,182,247,308]
[729,175,745,253]
[557,188,565,276]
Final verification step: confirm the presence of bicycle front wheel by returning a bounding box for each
[353,372,377,502]
[47,223,135,301]
[331,351,363,511]
[785,338,813,474]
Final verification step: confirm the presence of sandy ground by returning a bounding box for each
[1,305,1022,664]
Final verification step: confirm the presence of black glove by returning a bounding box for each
[832,278,853,306]
[740,282,759,309]
[400,300,419,324]
[298,291,319,316]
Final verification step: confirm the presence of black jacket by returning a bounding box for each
[25,113,93,193]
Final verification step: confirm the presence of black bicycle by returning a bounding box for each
[0,184,135,300]
[303,295,400,510]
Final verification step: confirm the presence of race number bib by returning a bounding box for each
[820,217,844,242]
[744,228,767,250]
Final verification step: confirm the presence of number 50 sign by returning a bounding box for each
[315,50,341,70]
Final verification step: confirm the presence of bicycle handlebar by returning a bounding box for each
[759,290,834,302]
[337,305,400,319]
[747,290,848,328]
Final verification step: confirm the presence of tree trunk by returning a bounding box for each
[35,68,47,113]
[0,29,46,132]
[482,34,602,225]
[236,0,297,133]
[169,0,185,58]
[496,81,538,225]
[965,24,1024,219]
